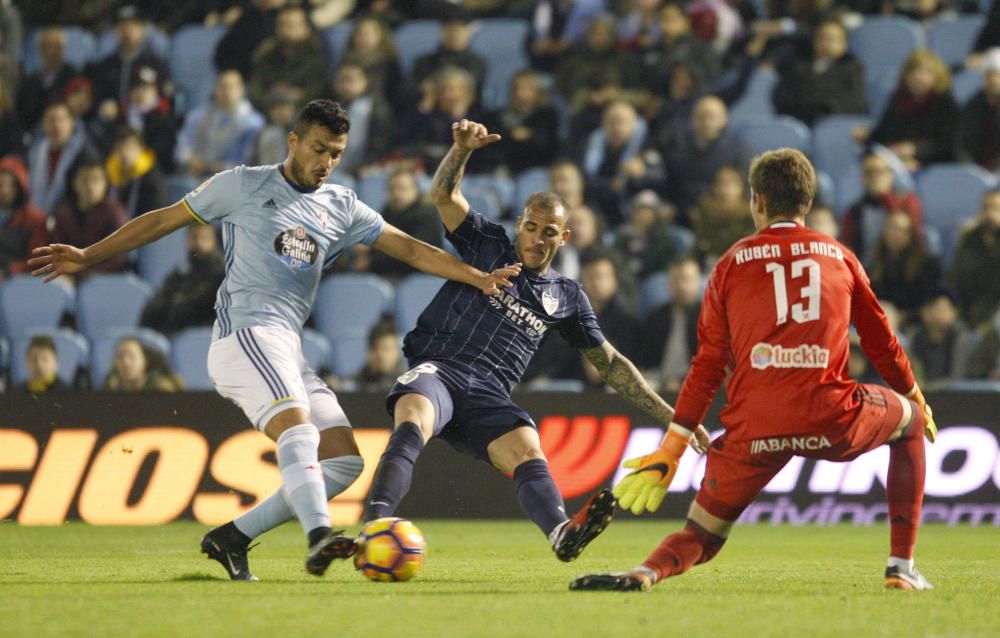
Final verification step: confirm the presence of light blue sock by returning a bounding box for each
[274,423,329,536]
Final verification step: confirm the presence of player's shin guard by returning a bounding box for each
[887,405,926,560]
[233,455,364,540]
[642,520,727,582]
[275,423,330,537]
[513,459,568,537]
[364,422,424,521]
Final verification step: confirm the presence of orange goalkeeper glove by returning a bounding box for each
[907,386,937,443]
[613,424,693,515]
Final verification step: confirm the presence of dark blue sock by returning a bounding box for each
[364,422,425,522]
[513,459,568,537]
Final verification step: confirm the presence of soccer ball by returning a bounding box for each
[354,517,425,582]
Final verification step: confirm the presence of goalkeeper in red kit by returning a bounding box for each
[571,149,937,593]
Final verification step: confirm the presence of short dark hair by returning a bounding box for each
[368,320,398,347]
[748,149,816,218]
[291,99,350,138]
[27,335,57,356]
[523,191,567,216]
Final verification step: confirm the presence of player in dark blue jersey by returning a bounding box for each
[357,120,709,562]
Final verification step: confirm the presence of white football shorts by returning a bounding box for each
[207,325,350,432]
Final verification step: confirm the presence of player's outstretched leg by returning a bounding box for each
[552,488,617,562]
[364,420,426,521]
[884,402,932,590]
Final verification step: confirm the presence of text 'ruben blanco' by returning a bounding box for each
[489,289,548,337]
[734,241,845,265]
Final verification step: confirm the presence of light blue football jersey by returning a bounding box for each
[183,164,384,338]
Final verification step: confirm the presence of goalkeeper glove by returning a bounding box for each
[906,386,937,443]
[613,423,693,515]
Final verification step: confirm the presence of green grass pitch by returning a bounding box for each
[1,520,997,638]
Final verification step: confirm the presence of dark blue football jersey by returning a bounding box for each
[403,211,606,394]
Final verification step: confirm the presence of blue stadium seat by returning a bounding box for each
[170,327,214,390]
[394,274,445,335]
[301,328,333,373]
[525,378,585,392]
[138,229,188,289]
[816,171,835,208]
[918,164,998,262]
[327,172,356,190]
[927,15,985,68]
[849,17,924,79]
[639,272,672,320]
[834,166,865,215]
[314,273,394,339]
[735,116,811,157]
[394,20,442,75]
[22,27,97,74]
[330,329,368,377]
[952,68,983,106]
[811,115,871,178]
[0,336,8,380]
[169,25,227,113]
[0,276,74,338]
[76,274,154,340]
[463,173,515,211]
[96,27,170,60]
[357,172,389,211]
[470,19,531,109]
[728,67,777,126]
[89,328,170,388]
[864,63,903,118]
[321,21,355,65]
[10,328,89,386]
[463,183,504,219]
[514,167,550,209]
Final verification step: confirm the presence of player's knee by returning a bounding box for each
[492,446,546,474]
[393,394,436,441]
[684,519,727,565]
[263,407,312,440]
[317,425,360,459]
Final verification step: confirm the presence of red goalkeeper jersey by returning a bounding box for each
[672,221,916,439]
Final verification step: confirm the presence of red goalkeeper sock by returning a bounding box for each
[887,405,926,560]
[642,520,726,581]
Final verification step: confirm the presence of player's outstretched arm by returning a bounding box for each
[27,202,197,282]
[372,224,521,296]
[429,119,501,233]
[583,341,676,424]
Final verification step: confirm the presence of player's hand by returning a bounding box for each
[28,244,89,283]
[908,386,937,443]
[452,119,501,151]
[613,424,692,515]
[478,262,521,296]
[690,424,711,454]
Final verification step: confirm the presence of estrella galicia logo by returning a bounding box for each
[274,226,319,270]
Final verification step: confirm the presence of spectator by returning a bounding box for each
[806,204,839,239]
[617,0,665,52]
[86,5,172,109]
[253,85,298,165]
[690,165,755,266]
[19,336,70,393]
[0,73,20,158]
[17,27,76,132]
[367,168,442,279]
[578,252,641,384]
[906,289,971,386]
[964,306,1000,379]
[527,0,606,72]
[949,190,1000,327]
[114,65,177,169]
[63,76,100,140]
[867,210,942,319]
[957,51,1000,172]
[548,159,613,227]
[0,156,48,279]
[772,18,867,126]
[566,67,627,156]
[555,13,637,109]
[352,320,406,392]
[410,7,486,97]
[475,69,559,174]
[214,0,285,79]
[662,95,750,225]
[638,256,702,392]
[49,157,129,278]
[638,1,720,93]
[140,224,225,334]
[841,151,924,262]
[615,189,691,278]
[248,4,330,110]
[329,62,394,174]
[341,16,406,111]
[867,50,958,171]
[175,70,265,178]
[105,127,167,218]
[646,61,703,151]
[579,99,648,225]
[27,101,97,214]
[395,65,481,167]
[103,337,184,391]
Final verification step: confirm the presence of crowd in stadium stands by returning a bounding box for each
[5,0,1000,394]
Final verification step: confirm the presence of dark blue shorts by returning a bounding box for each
[385,360,535,462]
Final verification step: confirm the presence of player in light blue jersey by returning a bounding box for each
[29,100,519,580]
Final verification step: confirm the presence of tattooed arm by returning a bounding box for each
[429,119,501,233]
[582,341,675,425]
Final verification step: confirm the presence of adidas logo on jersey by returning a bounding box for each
[263,199,278,209]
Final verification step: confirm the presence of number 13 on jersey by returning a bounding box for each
[766,258,821,325]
